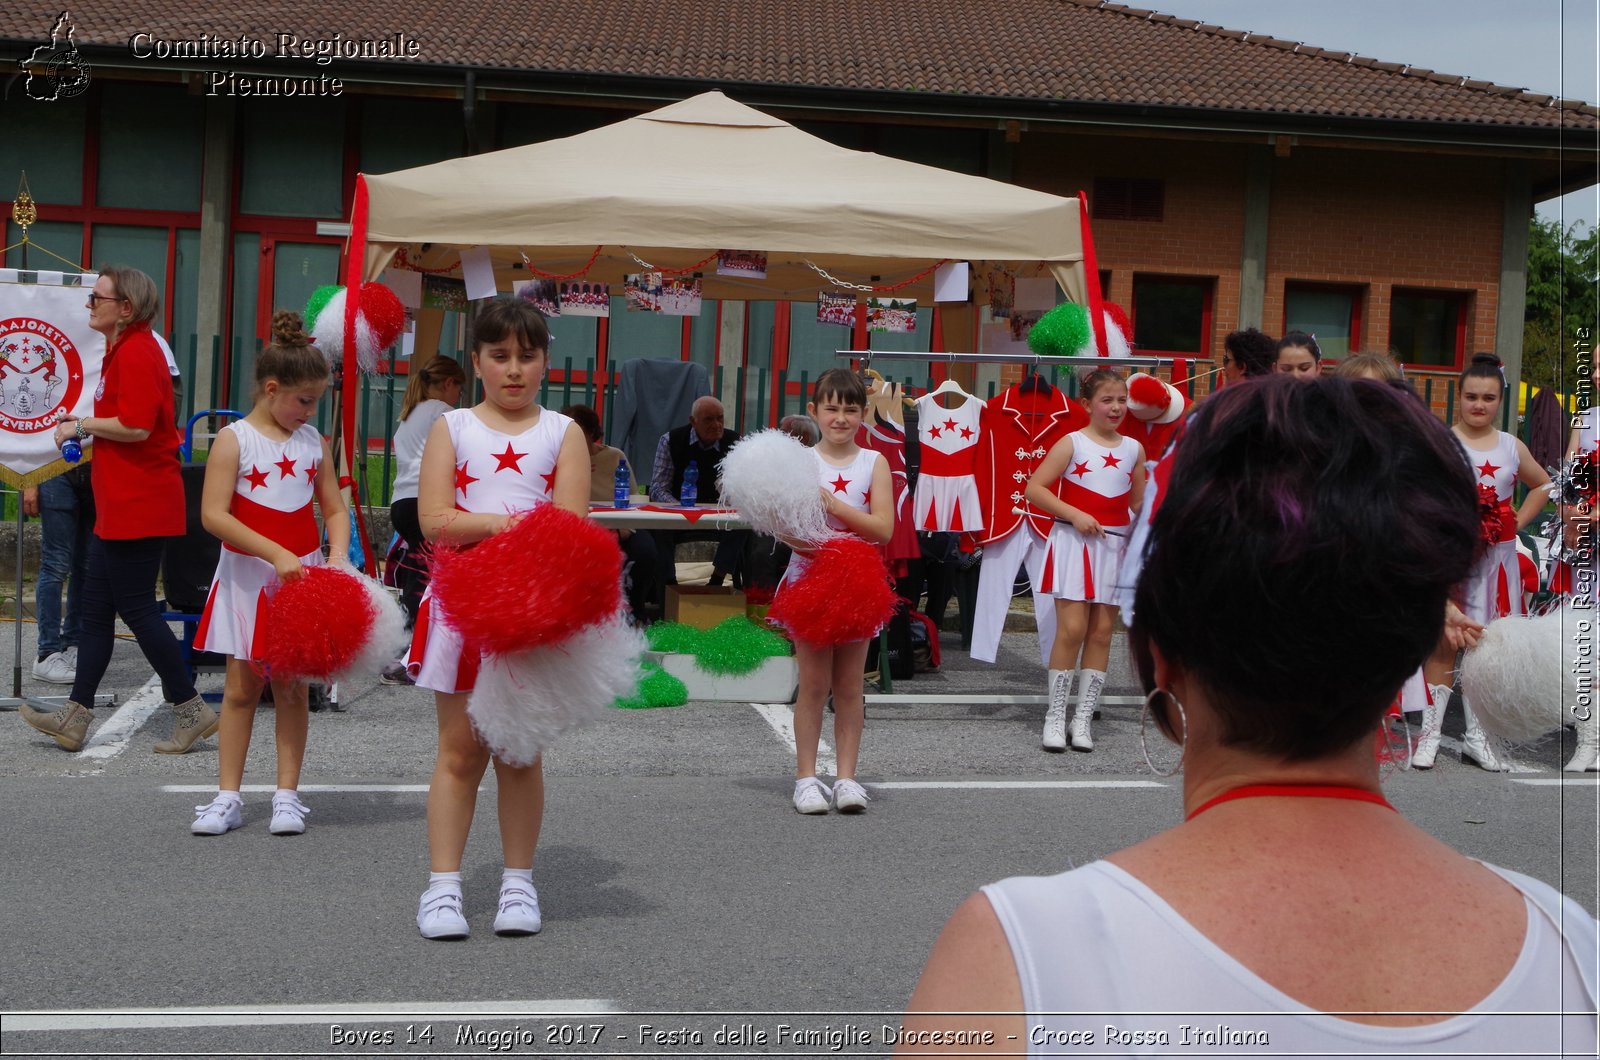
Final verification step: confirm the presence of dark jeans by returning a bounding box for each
[71,535,198,706]
[389,498,428,627]
[36,467,94,657]
[653,529,750,598]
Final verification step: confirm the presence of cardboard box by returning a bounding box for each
[665,585,746,630]
[646,650,798,703]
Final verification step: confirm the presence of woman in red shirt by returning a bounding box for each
[20,266,215,754]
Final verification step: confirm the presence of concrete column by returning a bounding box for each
[1237,145,1271,330]
[194,97,236,409]
[1496,161,1533,397]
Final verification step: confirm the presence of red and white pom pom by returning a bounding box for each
[467,610,646,766]
[1126,373,1186,425]
[768,535,897,647]
[429,504,622,657]
[261,566,409,683]
[1460,605,1582,743]
[717,429,832,546]
[1104,301,1132,344]
[309,283,406,374]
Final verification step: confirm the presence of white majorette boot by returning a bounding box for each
[1565,708,1600,772]
[1460,702,1509,772]
[1071,669,1106,752]
[1042,669,1073,752]
[1411,683,1452,770]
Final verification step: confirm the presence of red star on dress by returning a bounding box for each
[862,489,872,506]
[1071,461,1091,478]
[959,425,974,440]
[275,454,298,480]
[829,474,851,493]
[540,471,557,492]
[928,425,943,439]
[304,461,318,482]
[943,418,958,433]
[492,443,527,473]
[1475,460,1500,479]
[1101,453,1122,469]
[455,462,478,493]
[243,465,270,490]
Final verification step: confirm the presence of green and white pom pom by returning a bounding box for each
[304,284,343,332]
[1028,302,1090,359]
[693,616,790,676]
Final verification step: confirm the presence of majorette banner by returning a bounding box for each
[0,271,101,489]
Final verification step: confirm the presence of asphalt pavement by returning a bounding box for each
[1,615,1594,1058]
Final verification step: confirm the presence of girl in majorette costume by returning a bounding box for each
[410,299,590,940]
[786,368,893,815]
[1414,353,1551,771]
[190,311,349,837]
[1025,370,1145,754]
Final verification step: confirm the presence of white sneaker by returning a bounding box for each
[269,792,310,835]
[191,794,242,836]
[31,651,74,685]
[493,879,543,936]
[417,888,470,940]
[793,776,832,814]
[833,778,870,814]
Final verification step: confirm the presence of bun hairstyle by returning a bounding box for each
[1130,375,1478,760]
[400,355,465,421]
[257,310,329,391]
[1078,367,1126,402]
[1458,352,1507,391]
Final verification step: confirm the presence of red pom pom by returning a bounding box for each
[261,567,376,680]
[1127,373,1170,409]
[1104,301,1132,340]
[768,536,896,647]
[358,282,406,350]
[429,504,622,656]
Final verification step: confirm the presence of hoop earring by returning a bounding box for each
[1139,688,1187,778]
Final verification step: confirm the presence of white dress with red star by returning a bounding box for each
[1459,430,1523,623]
[779,446,882,591]
[193,420,324,661]
[409,407,571,694]
[1041,431,1140,602]
[912,394,984,532]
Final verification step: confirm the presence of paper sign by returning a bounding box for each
[382,268,423,309]
[933,261,969,303]
[1015,277,1057,312]
[459,246,498,301]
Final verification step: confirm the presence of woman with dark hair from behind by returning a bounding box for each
[902,375,1596,1053]
[1219,326,1277,382]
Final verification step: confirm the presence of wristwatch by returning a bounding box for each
[74,420,89,440]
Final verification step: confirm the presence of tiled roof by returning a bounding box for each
[5,0,1596,130]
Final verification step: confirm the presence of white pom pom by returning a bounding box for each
[717,429,832,545]
[1460,606,1583,743]
[309,288,385,374]
[466,611,645,766]
[332,573,411,685]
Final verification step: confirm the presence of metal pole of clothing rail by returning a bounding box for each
[835,349,1174,369]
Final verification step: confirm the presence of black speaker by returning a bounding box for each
[161,463,221,613]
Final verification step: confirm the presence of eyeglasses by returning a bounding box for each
[85,294,125,307]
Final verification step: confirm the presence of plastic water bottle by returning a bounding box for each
[60,436,82,464]
[613,459,631,509]
[679,461,699,507]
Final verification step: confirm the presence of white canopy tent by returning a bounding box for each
[359,91,1097,307]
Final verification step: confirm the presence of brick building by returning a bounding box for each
[2,0,1595,439]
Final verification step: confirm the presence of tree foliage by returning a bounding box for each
[1524,218,1599,394]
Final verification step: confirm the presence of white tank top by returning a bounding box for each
[983,860,1597,1057]
[1457,429,1519,503]
[815,446,878,532]
[444,406,571,515]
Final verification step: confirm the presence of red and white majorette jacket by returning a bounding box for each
[974,385,1089,544]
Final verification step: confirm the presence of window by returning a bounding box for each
[1389,288,1468,368]
[1284,282,1363,360]
[1131,275,1212,356]
[1092,179,1164,222]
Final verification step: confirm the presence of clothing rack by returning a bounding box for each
[836,349,1172,369]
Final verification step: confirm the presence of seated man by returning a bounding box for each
[650,396,748,589]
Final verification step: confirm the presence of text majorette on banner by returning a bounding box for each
[0,271,102,488]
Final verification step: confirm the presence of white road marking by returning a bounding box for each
[866,693,1144,706]
[5,999,619,1032]
[751,702,835,775]
[162,783,431,793]
[1513,777,1600,786]
[872,780,1167,790]
[78,676,164,763]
